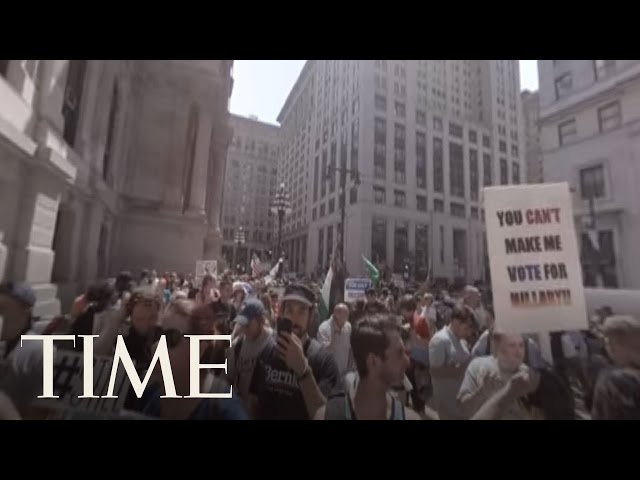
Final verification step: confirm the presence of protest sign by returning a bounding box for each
[195,260,217,285]
[344,278,372,303]
[484,182,588,334]
[33,350,131,415]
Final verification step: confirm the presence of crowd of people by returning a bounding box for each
[0,268,639,420]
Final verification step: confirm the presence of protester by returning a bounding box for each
[227,299,274,409]
[429,305,473,419]
[459,331,534,419]
[0,390,21,420]
[591,367,640,420]
[248,283,339,420]
[601,315,640,368]
[317,303,353,379]
[316,313,432,420]
[139,299,247,420]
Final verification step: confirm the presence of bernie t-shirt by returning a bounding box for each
[249,337,339,420]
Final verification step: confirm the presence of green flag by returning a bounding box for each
[362,255,380,288]
[318,263,333,322]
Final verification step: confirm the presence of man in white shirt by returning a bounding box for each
[317,303,353,379]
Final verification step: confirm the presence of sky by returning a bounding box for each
[231,60,539,125]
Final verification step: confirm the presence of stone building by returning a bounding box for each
[0,60,233,316]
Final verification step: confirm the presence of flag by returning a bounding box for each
[362,255,380,288]
[319,263,333,322]
[264,258,283,284]
[250,254,262,278]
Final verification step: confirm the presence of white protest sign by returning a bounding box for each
[344,278,372,303]
[33,350,131,415]
[484,182,588,334]
[195,260,217,285]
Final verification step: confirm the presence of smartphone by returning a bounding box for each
[277,317,293,336]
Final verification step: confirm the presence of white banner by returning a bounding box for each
[33,350,131,415]
[344,278,372,304]
[484,182,588,334]
[195,260,218,284]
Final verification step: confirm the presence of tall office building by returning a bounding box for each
[521,90,543,183]
[538,60,640,288]
[221,114,279,272]
[278,60,524,283]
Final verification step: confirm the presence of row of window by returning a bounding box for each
[554,60,617,100]
[558,101,622,146]
[222,228,273,243]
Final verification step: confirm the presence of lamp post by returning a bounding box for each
[233,226,246,275]
[270,183,291,260]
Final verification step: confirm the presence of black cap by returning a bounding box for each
[280,283,316,307]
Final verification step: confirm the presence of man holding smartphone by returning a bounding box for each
[248,283,339,420]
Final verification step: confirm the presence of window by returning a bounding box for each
[558,118,577,146]
[374,186,386,204]
[598,101,621,132]
[312,208,317,221]
[321,150,327,197]
[449,142,465,198]
[394,221,409,272]
[500,158,508,185]
[328,198,335,214]
[374,117,387,180]
[102,81,119,183]
[581,230,618,287]
[416,131,427,189]
[0,60,9,77]
[482,134,491,148]
[512,162,520,184]
[395,101,405,117]
[469,129,477,144]
[453,229,467,275]
[318,228,325,269]
[555,73,572,99]
[375,94,387,111]
[416,195,427,212]
[471,207,479,219]
[451,203,466,218]
[416,110,426,125]
[580,165,605,199]
[350,186,358,204]
[371,218,387,264]
[594,60,615,81]
[470,149,479,201]
[394,190,406,208]
[320,204,326,217]
[449,122,463,138]
[62,60,88,147]
[499,140,507,153]
[440,225,445,263]
[433,137,444,193]
[433,116,443,132]
[511,144,519,157]
[313,156,319,202]
[434,199,444,212]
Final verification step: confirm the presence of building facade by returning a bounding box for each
[538,60,640,289]
[277,60,525,283]
[221,114,279,272]
[0,60,233,316]
[521,90,543,183]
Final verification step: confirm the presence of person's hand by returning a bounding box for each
[479,368,502,392]
[276,332,308,376]
[505,365,539,400]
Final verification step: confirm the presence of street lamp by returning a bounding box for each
[233,226,246,275]
[270,182,291,260]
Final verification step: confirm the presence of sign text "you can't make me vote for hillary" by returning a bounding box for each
[484,183,588,334]
[497,207,571,307]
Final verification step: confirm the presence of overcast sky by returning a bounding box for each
[231,60,539,125]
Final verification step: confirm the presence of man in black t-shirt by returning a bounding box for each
[248,283,339,420]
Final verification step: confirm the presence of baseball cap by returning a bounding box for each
[280,283,315,308]
[0,282,36,308]
[233,298,267,326]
